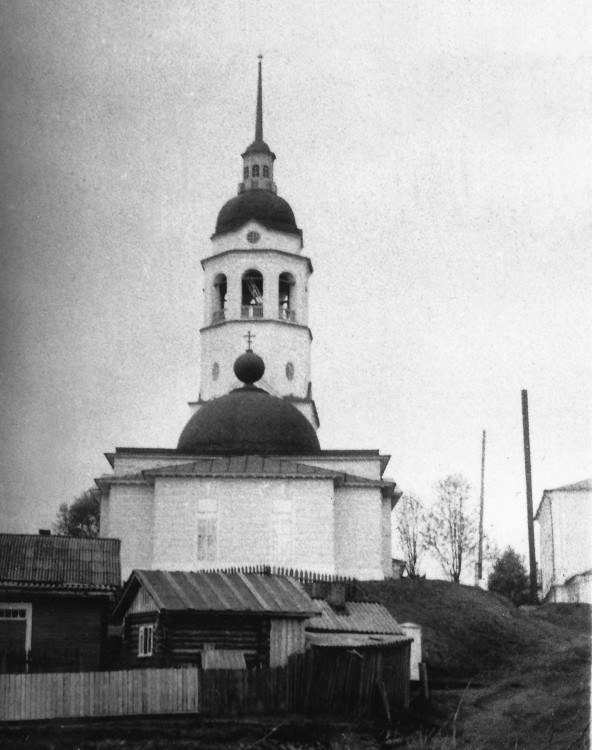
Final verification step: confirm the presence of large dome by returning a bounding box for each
[215,189,300,237]
[177,386,320,455]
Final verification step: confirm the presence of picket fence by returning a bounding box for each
[0,667,199,722]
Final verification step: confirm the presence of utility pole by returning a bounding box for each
[477,430,486,580]
[521,390,538,601]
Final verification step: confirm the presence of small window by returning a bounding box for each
[212,362,219,380]
[285,362,295,381]
[252,164,260,177]
[138,624,154,657]
[0,608,26,619]
[243,166,249,179]
[197,517,217,561]
[262,165,269,178]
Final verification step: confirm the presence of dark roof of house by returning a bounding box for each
[0,534,121,590]
[112,570,319,622]
[306,600,404,635]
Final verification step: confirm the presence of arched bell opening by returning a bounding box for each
[242,269,264,319]
[279,272,296,322]
[212,273,227,324]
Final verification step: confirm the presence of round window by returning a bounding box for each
[285,362,295,381]
[246,231,261,244]
[212,362,220,380]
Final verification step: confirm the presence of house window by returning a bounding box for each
[262,165,269,178]
[138,624,154,657]
[273,498,293,562]
[252,164,260,177]
[197,497,218,562]
[243,166,249,179]
[197,518,217,561]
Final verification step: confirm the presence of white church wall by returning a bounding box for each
[537,488,592,601]
[151,476,336,573]
[334,486,384,579]
[202,247,310,326]
[98,493,110,537]
[537,498,555,599]
[381,497,393,578]
[200,320,312,402]
[108,484,154,579]
[209,220,303,257]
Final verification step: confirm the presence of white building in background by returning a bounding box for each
[97,60,402,581]
[535,479,592,603]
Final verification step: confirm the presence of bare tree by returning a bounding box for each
[425,474,478,583]
[396,492,427,577]
[53,489,100,538]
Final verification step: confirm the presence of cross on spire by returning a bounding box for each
[243,330,255,350]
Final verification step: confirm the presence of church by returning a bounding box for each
[97,60,402,582]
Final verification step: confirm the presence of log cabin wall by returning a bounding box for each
[119,611,272,669]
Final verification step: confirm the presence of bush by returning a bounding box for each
[488,547,530,605]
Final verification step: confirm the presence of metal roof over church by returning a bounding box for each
[0,534,121,590]
[113,570,319,621]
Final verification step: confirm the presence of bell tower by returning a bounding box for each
[193,58,319,430]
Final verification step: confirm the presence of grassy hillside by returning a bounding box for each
[361,578,591,678]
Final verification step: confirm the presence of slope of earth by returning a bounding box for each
[362,579,591,749]
[361,578,590,679]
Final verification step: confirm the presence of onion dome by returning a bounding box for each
[177,351,320,455]
[215,190,300,236]
[233,349,265,384]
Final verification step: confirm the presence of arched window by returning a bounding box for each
[252,164,260,177]
[243,166,249,179]
[212,273,227,323]
[262,165,269,178]
[279,272,296,322]
[242,269,264,319]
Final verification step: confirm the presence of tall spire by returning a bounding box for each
[255,54,263,143]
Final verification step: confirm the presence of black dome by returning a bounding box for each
[177,387,320,455]
[215,190,300,237]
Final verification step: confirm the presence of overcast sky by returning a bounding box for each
[1,0,590,574]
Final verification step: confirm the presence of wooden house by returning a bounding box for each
[0,533,121,672]
[111,569,319,669]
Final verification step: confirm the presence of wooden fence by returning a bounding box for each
[0,667,199,721]
[0,646,410,723]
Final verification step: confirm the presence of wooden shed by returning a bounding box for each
[0,533,121,672]
[111,570,319,669]
[304,593,413,714]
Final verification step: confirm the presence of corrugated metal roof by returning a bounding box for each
[306,600,403,635]
[0,534,121,589]
[143,456,340,479]
[140,457,390,491]
[126,570,318,617]
[546,479,592,493]
[306,632,411,648]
